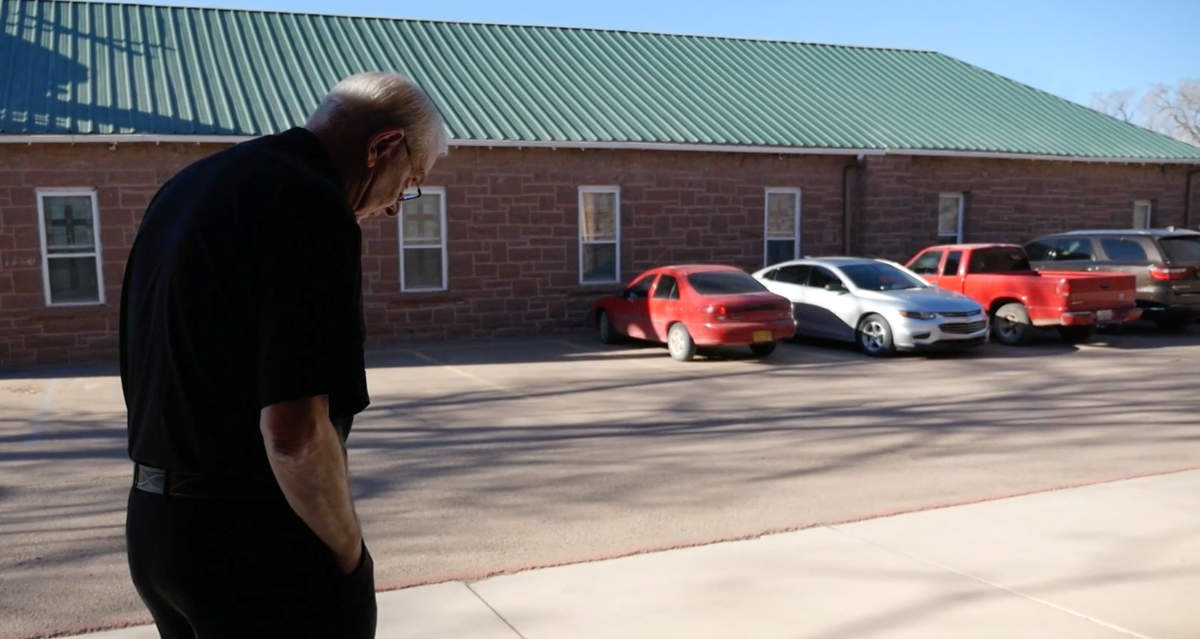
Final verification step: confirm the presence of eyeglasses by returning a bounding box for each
[398,137,422,202]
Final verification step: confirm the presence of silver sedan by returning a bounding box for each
[752,258,989,356]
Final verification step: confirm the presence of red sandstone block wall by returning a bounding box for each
[2,140,1196,368]
[856,155,1198,262]
[0,144,848,366]
[0,143,219,367]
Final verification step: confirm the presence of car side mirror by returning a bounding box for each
[621,289,632,299]
[825,283,847,294]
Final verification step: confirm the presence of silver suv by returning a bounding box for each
[1025,228,1200,330]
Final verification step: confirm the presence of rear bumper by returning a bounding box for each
[690,318,796,346]
[1049,306,1143,327]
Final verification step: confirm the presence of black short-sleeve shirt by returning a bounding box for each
[120,128,369,479]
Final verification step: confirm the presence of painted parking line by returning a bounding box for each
[405,349,523,396]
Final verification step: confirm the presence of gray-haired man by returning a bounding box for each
[121,72,446,638]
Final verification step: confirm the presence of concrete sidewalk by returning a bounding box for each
[71,470,1200,639]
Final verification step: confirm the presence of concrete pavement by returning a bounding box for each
[68,468,1200,639]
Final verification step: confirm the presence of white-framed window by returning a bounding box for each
[37,188,104,306]
[938,193,964,242]
[1132,200,1152,229]
[764,188,801,266]
[579,186,620,284]
[399,186,447,291]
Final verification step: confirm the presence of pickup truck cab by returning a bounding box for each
[906,244,1142,345]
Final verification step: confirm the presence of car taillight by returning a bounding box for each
[1149,264,1193,281]
[704,304,728,320]
[1056,278,1069,298]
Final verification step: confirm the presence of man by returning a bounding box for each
[120,72,447,638]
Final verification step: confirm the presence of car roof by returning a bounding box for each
[1054,228,1200,238]
[918,243,1021,252]
[656,264,744,275]
[767,257,884,268]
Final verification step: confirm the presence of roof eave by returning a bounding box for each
[2,134,1199,164]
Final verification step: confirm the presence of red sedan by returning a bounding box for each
[592,265,796,361]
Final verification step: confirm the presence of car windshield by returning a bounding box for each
[1161,236,1200,263]
[688,271,767,295]
[840,263,928,291]
[968,248,1032,273]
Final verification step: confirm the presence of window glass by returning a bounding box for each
[627,274,655,299]
[581,192,617,241]
[841,263,927,291]
[688,271,766,295]
[582,244,616,282]
[807,266,842,290]
[765,239,796,266]
[1025,240,1054,261]
[765,190,800,264]
[40,192,102,305]
[776,264,811,284]
[653,275,679,300]
[938,194,962,238]
[400,189,446,290]
[1099,238,1148,262]
[942,251,962,276]
[47,256,100,303]
[909,251,943,275]
[580,188,620,282]
[968,248,1032,273]
[1161,236,1200,263]
[1133,201,1152,229]
[1052,238,1094,261]
[42,196,96,249]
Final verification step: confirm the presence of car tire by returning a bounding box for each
[750,341,777,357]
[597,310,619,344]
[1056,325,1094,343]
[667,323,696,361]
[992,303,1032,346]
[857,314,895,357]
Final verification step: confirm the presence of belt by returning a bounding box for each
[133,463,280,500]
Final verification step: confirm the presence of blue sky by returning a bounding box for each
[119,0,1198,108]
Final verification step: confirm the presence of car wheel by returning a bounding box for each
[857,314,895,357]
[1056,326,1094,343]
[750,341,777,357]
[992,303,1032,346]
[667,323,696,361]
[597,310,619,344]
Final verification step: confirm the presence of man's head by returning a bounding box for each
[306,72,449,222]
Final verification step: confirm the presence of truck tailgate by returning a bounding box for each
[1040,270,1137,310]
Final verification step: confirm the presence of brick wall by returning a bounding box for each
[2,142,1197,367]
[364,147,849,344]
[857,155,1199,262]
[0,143,848,366]
[0,143,220,367]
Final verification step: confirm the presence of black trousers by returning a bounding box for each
[126,487,376,638]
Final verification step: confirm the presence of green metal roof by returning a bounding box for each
[3,0,1199,160]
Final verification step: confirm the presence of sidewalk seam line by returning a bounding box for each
[463,581,529,639]
[824,525,1153,639]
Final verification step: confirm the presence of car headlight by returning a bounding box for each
[898,310,938,320]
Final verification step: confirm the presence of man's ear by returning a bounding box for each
[364,128,406,169]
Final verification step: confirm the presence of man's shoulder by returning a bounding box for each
[158,132,348,222]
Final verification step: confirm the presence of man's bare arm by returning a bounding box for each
[260,395,362,574]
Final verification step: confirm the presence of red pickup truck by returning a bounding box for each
[906,244,1142,344]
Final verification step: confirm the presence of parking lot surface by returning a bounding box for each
[2,324,1199,638]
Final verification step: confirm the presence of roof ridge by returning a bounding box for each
[59,0,941,54]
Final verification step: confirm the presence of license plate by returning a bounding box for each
[1097,310,1113,321]
[753,330,772,343]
